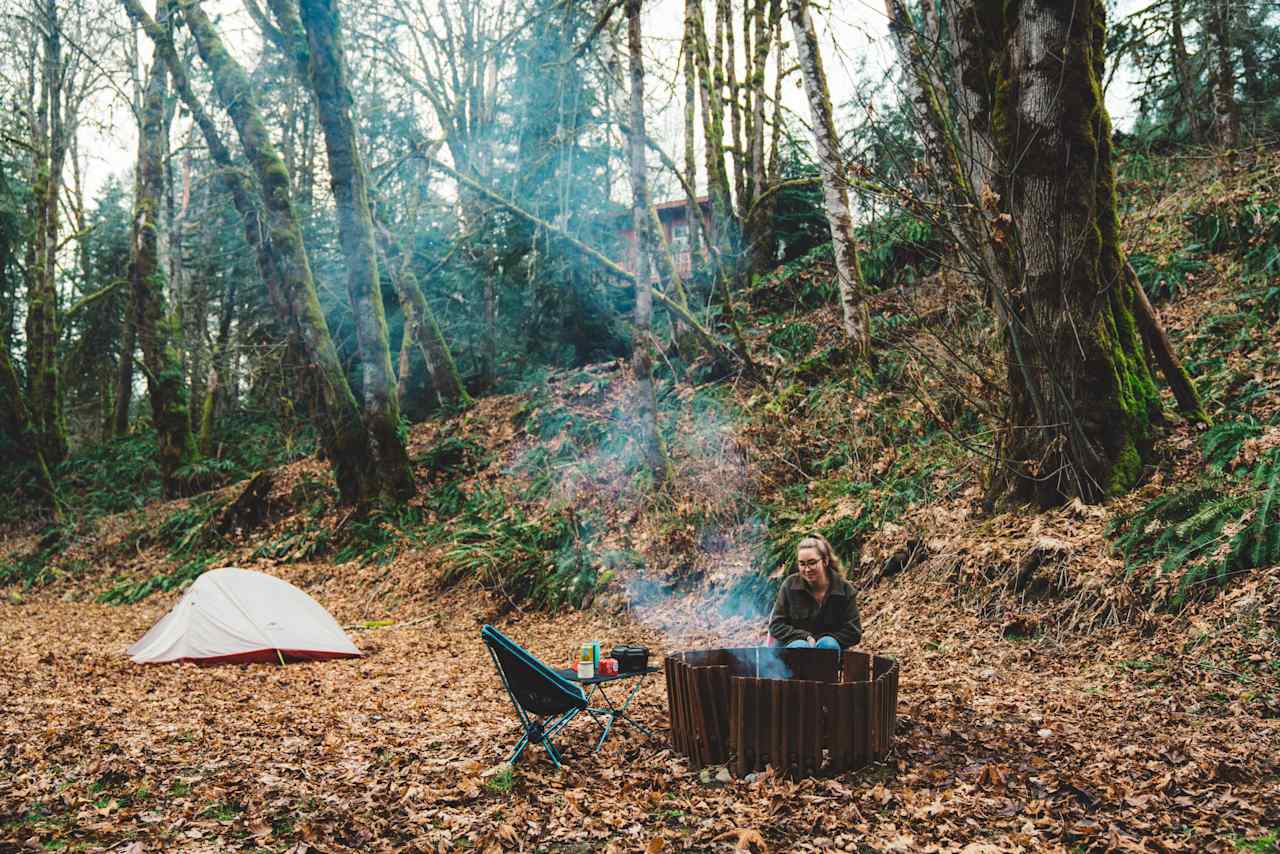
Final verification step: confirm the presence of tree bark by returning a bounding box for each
[626,0,672,486]
[1205,0,1239,149]
[993,0,1162,504]
[786,0,871,360]
[292,0,416,501]
[374,219,470,411]
[177,0,379,505]
[27,0,68,465]
[133,25,199,498]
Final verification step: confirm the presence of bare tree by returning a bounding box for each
[625,0,671,486]
[786,0,871,359]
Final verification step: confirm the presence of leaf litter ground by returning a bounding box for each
[2,564,1277,852]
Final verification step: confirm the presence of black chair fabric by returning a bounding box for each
[482,624,586,717]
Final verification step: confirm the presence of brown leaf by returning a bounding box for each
[712,828,769,852]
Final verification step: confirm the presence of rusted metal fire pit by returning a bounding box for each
[664,647,899,777]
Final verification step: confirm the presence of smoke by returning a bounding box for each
[502,358,787,651]
[726,646,793,680]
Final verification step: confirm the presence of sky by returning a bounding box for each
[74,0,1147,207]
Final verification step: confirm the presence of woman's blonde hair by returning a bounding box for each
[796,533,845,582]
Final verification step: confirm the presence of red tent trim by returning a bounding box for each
[153,648,363,666]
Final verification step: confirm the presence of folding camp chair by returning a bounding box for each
[481,624,589,769]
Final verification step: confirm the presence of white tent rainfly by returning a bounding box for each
[127,567,362,665]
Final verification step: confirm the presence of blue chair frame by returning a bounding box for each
[481,624,589,769]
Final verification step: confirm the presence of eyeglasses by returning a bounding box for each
[797,558,822,569]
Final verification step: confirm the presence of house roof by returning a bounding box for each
[608,195,712,223]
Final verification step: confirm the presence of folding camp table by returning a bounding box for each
[559,666,661,751]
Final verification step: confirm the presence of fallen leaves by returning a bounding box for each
[712,827,769,851]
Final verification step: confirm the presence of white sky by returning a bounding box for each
[75,0,1146,206]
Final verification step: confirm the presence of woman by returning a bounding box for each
[768,534,862,650]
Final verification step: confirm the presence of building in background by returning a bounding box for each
[618,197,712,282]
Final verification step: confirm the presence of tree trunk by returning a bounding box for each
[293,0,416,501]
[1205,0,1239,149]
[198,272,239,457]
[0,347,59,507]
[786,0,871,360]
[113,284,137,436]
[743,0,779,278]
[717,0,743,221]
[374,219,470,411]
[176,0,379,505]
[1168,0,1206,141]
[27,0,68,465]
[682,9,701,266]
[132,36,198,497]
[992,0,1162,505]
[688,0,734,261]
[625,0,671,486]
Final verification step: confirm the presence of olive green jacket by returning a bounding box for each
[767,572,862,648]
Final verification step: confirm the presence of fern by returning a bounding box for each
[1202,418,1262,470]
[1111,443,1280,607]
[1246,454,1280,568]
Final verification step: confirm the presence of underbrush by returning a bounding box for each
[0,413,318,529]
[1110,417,1280,609]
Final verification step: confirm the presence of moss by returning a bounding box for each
[1107,436,1143,496]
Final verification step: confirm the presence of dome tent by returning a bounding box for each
[128,567,362,665]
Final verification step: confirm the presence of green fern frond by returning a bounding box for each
[1109,447,1280,607]
[1202,419,1262,470]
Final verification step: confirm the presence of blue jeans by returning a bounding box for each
[786,635,841,650]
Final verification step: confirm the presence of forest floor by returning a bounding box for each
[2,553,1277,852]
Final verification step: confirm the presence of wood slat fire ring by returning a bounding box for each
[663,647,899,777]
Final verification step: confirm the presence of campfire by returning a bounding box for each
[664,647,899,778]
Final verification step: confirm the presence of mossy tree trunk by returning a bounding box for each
[132,29,198,498]
[177,0,379,505]
[991,0,1163,504]
[27,0,68,466]
[0,345,59,508]
[786,0,872,361]
[122,0,281,458]
[887,0,1204,505]
[112,284,137,436]
[742,0,781,280]
[292,0,415,501]
[687,0,734,263]
[1204,0,1239,149]
[626,0,672,487]
[373,219,470,412]
[682,9,701,266]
